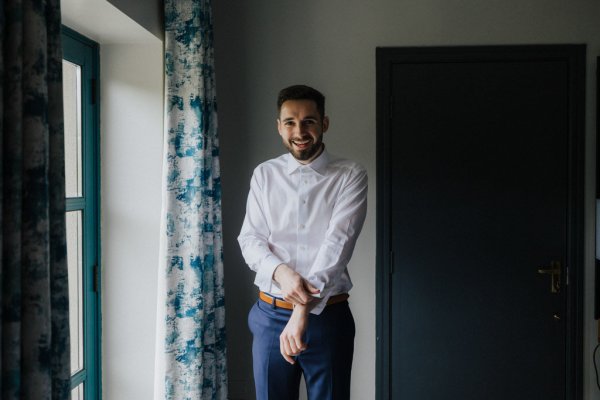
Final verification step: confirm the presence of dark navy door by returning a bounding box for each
[377,45,584,400]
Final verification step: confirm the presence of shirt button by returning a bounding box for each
[302,200,307,204]
[300,224,305,229]
[304,180,308,184]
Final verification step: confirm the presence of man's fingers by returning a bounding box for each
[283,290,309,305]
[286,333,298,354]
[304,280,321,295]
[276,267,320,305]
[280,327,307,363]
[280,336,290,356]
[283,293,303,305]
[295,292,309,305]
[280,340,295,364]
[282,331,304,354]
[282,352,295,365]
[280,335,298,364]
[293,335,306,352]
[296,284,315,304]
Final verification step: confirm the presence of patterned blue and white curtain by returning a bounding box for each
[0,0,71,399]
[154,0,227,399]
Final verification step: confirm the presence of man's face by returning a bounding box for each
[277,99,329,164]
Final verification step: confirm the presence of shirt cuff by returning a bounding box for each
[306,278,327,315]
[309,294,333,315]
[253,255,284,293]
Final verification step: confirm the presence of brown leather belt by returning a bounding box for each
[259,291,349,310]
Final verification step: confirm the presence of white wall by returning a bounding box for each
[213,1,600,399]
[100,42,163,400]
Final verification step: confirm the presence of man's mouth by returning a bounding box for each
[292,139,311,150]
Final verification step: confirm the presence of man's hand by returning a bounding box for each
[273,264,320,305]
[280,304,309,364]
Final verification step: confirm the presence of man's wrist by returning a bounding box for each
[272,263,288,284]
[273,263,291,284]
[293,303,310,316]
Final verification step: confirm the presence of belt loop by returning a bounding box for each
[271,295,276,309]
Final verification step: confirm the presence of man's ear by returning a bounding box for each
[277,118,283,136]
[322,116,330,133]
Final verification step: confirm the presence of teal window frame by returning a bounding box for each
[62,26,101,400]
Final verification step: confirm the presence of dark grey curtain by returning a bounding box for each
[1,0,71,399]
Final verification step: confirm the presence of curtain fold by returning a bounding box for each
[155,0,228,399]
[1,0,71,399]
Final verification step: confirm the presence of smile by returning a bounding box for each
[291,139,311,149]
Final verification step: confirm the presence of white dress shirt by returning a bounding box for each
[238,148,368,314]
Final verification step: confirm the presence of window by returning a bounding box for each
[62,26,101,400]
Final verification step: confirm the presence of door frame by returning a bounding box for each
[375,45,585,400]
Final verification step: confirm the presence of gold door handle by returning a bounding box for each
[537,261,561,293]
[537,267,560,274]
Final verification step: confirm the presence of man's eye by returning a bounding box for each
[303,120,316,125]
[285,121,295,127]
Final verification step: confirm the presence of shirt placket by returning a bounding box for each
[296,167,310,277]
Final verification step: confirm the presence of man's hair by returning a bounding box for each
[277,85,325,120]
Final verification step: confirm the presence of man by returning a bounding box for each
[238,85,367,400]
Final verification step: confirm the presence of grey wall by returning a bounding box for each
[107,0,163,40]
[213,1,600,399]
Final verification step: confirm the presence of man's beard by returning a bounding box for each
[286,136,323,162]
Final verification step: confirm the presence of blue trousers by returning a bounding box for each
[248,299,355,400]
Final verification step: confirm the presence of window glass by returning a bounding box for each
[63,59,82,198]
[66,210,84,374]
[71,383,84,400]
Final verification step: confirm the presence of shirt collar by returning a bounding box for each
[286,146,330,176]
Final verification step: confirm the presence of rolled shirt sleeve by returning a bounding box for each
[306,166,368,314]
[237,171,283,293]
